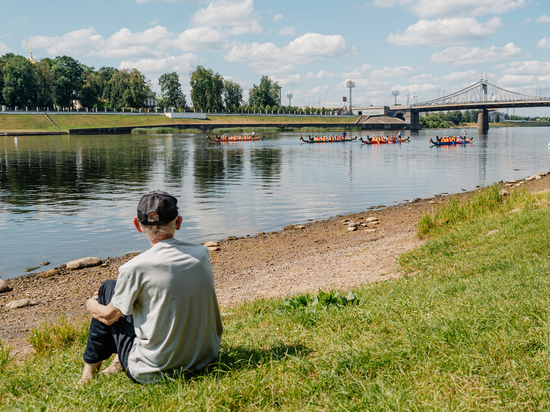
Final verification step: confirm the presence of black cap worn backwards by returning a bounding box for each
[137,191,178,225]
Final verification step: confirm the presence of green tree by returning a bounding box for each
[79,67,102,108]
[2,54,37,108]
[35,59,54,108]
[447,110,464,126]
[159,71,186,108]
[105,68,150,110]
[223,80,243,110]
[189,66,224,112]
[125,68,150,108]
[248,76,280,108]
[0,53,19,104]
[97,66,116,108]
[51,55,84,108]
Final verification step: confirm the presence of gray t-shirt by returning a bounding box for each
[111,237,223,384]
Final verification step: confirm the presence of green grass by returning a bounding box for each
[131,127,182,134]
[0,114,358,133]
[29,316,89,355]
[417,183,543,237]
[3,186,550,410]
[0,114,59,131]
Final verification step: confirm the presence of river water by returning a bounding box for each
[1,127,549,279]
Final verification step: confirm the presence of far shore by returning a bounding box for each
[2,113,545,136]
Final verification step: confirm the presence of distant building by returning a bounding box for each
[144,92,157,108]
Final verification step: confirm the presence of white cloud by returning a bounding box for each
[370,66,416,78]
[498,74,537,86]
[537,14,550,23]
[342,64,374,79]
[273,13,283,22]
[0,41,10,55]
[431,42,524,65]
[537,38,550,48]
[172,27,228,52]
[409,73,438,84]
[278,26,296,36]
[191,0,261,34]
[224,33,353,73]
[286,33,351,59]
[387,17,502,46]
[107,26,172,49]
[441,70,479,82]
[306,70,336,79]
[497,61,550,75]
[28,26,174,59]
[119,53,197,75]
[276,73,302,87]
[28,28,105,57]
[373,0,527,18]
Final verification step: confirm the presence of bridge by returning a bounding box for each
[408,79,550,132]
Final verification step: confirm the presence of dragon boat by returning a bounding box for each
[206,135,263,143]
[429,137,473,146]
[359,136,409,145]
[299,136,357,143]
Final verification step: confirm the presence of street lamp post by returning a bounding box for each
[392,90,399,105]
[346,80,355,113]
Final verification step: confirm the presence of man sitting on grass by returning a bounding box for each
[79,191,223,384]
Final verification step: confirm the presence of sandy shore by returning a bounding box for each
[1,173,549,357]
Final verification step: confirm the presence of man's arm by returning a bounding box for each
[86,294,123,325]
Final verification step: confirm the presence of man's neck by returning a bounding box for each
[149,235,174,247]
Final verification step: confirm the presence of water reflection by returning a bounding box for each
[250,147,282,186]
[0,136,155,215]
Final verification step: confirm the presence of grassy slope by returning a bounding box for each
[0,114,358,132]
[2,185,550,410]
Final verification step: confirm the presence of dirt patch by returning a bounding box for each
[1,173,549,357]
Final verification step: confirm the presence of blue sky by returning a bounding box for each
[1,0,549,114]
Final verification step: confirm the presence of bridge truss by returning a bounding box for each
[414,79,550,107]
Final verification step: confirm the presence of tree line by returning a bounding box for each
[0,53,333,114]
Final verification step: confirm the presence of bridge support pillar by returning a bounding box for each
[477,109,489,133]
[410,110,420,131]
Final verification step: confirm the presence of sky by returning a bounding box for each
[1,0,549,115]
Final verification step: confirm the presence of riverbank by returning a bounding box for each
[0,113,358,134]
[2,171,549,357]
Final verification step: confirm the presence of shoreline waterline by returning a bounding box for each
[5,169,546,284]
[1,170,549,356]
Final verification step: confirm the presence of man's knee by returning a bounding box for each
[98,279,117,305]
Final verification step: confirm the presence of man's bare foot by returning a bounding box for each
[77,361,102,386]
[100,354,123,375]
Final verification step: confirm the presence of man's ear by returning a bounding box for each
[133,217,143,232]
[175,216,183,230]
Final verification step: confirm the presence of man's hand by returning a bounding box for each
[86,293,123,326]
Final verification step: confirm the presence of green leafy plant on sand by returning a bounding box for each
[417,183,543,238]
[279,289,360,313]
[0,341,11,372]
[29,316,89,355]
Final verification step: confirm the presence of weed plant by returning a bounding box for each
[417,183,539,237]
[131,127,181,134]
[0,341,11,372]
[29,316,89,355]
[2,186,550,409]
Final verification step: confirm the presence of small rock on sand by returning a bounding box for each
[0,279,10,293]
[6,299,38,309]
[67,257,102,270]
